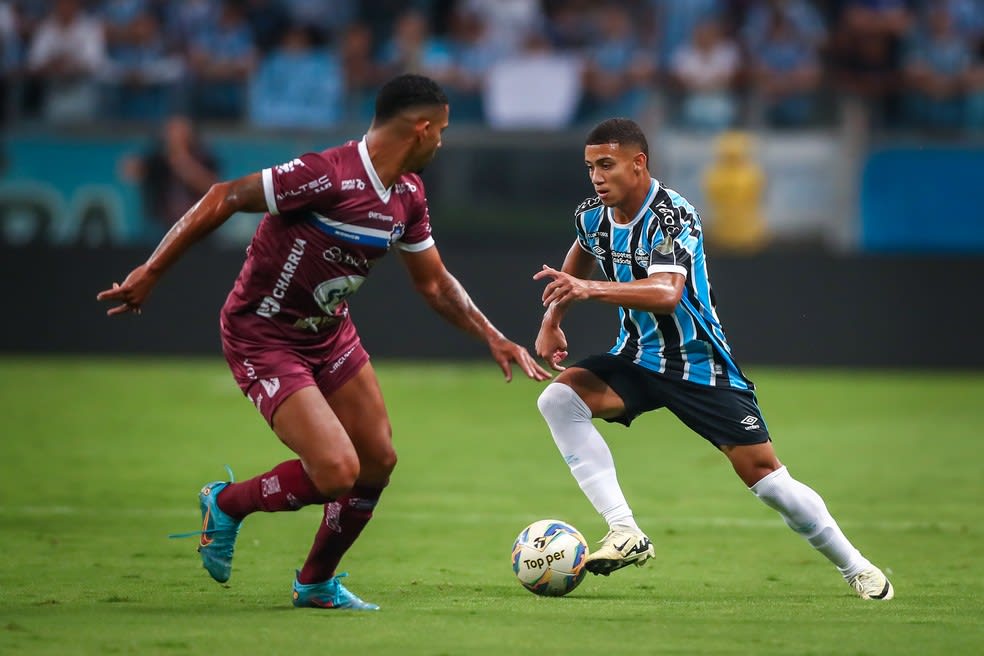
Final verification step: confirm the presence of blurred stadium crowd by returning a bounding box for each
[2,0,984,133]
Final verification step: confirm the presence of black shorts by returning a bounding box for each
[574,353,770,447]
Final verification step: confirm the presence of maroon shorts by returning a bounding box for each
[220,317,369,427]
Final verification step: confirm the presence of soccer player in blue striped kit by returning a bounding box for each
[533,118,893,600]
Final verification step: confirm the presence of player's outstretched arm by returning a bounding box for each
[534,241,596,371]
[398,246,551,382]
[96,173,267,316]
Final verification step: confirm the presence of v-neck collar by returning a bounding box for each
[358,135,392,204]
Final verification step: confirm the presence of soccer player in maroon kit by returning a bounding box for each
[98,74,551,610]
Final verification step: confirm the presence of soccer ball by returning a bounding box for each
[511,519,589,597]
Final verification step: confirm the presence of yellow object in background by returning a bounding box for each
[702,131,769,254]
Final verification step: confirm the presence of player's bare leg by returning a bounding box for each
[723,442,894,600]
[292,362,393,610]
[538,368,654,576]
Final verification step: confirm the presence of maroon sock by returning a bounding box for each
[297,484,385,584]
[216,460,331,520]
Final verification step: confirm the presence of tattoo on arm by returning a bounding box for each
[424,274,500,342]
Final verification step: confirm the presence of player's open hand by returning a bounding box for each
[96,264,158,316]
[488,335,552,382]
[535,323,569,372]
[533,265,592,308]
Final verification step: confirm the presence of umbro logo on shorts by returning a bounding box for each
[740,415,761,430]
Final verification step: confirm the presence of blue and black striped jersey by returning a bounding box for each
[574,178,753,389]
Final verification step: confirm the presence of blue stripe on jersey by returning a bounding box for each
[305,215,391,249]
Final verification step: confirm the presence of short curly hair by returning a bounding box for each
[585,118,649,161]
[374,74,448,123]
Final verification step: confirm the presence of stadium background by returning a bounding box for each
[1,0,983,364]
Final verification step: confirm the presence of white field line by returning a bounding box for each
[0,506,969,532]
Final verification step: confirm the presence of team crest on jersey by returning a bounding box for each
[634,247,650,268]
[390,222,406,242]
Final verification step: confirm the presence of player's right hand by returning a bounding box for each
[535,323,569,372]
[96,264,157,316]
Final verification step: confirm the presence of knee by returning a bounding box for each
[357,422,398,485]
[367,442,398,481]
[537,383,583,421]
[306,451,360,498]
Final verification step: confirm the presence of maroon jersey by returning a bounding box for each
[221,137,435,346]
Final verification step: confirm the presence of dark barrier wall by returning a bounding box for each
[2,245,981,368]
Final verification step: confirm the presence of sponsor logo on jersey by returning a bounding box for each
[634,247,650,268]
[256,295,281,318]
[275,158,304,174]
[293,314,345,332]
[612,251,632,265]
[299,174,332,194]
[313,275,366,316]
[654,201,681,236]
[368,210,393,222]
[256,238,306,318]
[394,181,418,194]
[341,178,366,190]
[322,246,370,269]
[575,196,603,214]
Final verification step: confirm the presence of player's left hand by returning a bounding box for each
[488,335,552,382]
[534,265,592,307]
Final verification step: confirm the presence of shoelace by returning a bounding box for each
[168,465,236,540]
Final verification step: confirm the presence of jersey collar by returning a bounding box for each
[358,135,392,204]
[607,178,659,229]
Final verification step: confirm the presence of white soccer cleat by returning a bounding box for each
[847,565,894,600]
[583,528,655,576]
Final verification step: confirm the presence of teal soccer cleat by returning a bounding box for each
[196,480,242,583]
[292,572,379,610]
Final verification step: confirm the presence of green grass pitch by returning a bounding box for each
[1,358,982,655]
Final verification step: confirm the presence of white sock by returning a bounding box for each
[537,383,640,532]
[751,466,870,578]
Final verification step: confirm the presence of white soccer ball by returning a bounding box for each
[511,519,589,597]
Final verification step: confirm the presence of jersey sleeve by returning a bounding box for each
[574,211,592,253]
[260,152,336,215]
[573,196,603,253]
[395,187,435,252]
[647,207,698,278]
